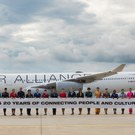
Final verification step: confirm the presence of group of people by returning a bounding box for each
[94,87,134,115]
[0,87,135,116]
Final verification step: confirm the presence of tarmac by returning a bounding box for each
[0,108,135,135]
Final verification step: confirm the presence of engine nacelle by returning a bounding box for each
[56,81,83,92]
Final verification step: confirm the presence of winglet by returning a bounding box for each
[112,64,126,72]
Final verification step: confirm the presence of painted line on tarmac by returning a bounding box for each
[0,124,135,128]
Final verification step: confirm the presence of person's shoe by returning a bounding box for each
[36,112,39,115]
[71,112,74,115]
[20,113,23,116]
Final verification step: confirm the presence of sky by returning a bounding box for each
[0,0,135,73]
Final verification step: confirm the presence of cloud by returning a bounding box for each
[0,0,135,73]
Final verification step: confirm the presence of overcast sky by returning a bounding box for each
[0,0,135,73]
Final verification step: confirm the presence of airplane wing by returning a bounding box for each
[32,64,126,89]
[68,64,126,83]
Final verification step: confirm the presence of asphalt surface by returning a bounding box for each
[0,108,135,135]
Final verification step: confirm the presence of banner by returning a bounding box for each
[0,98,135,109]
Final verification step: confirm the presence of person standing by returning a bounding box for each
[95,87,101,115]
[2,88,9,116]
[26,89,33,116]
[127,88,134,114]
[50,89,58,115]
[68,87,76,115]
[85,87,93,115]
[42,90,49,115]
[119,89,127,114]
[102,88,110,115]
[10,89,17,116]
[77,88,84,115]
[59,88,67,115]
[17,87,25,116]
[34,89,41,115]
[111,90,118,114]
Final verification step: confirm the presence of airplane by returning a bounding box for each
[0,64,134,94]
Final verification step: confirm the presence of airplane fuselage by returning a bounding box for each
[0,72,135,93]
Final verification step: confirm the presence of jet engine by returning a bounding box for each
[56,81,83,92]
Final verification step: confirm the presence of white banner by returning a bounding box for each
[0,98,135,109]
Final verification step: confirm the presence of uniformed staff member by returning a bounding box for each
[102,88,110,115]
[59,88,67,115]
[17,87,25,116]
[42,90,49,115]
[77,88,84,115]
[26,89,33,116]
[111,90,118,114]
[127,88,134,114]
[50,89,58,115]
[10,89,17,116]
[34,89,41,115]
[85,87,92,115]
[2,88,9,116]
[95,87,101,115]
[68,87,76,115]
[119,89,126,114]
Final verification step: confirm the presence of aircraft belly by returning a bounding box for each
[83,80,135,93]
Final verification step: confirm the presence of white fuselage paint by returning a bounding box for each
[0,72,135,93]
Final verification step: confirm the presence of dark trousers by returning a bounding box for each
[11,109,15,115]
[27,108,31,115]
[44,108,47,115]
[3,108,6,116]
[71,108,74,115]
[36,108,39,115]
[62,108,65,115]
[121,108,125,114]
[87,108,91,114]
[52,108,56,115]
[113,108,117,114]
[104,108,108,114]
[79,108,82,115]
[20,108,23,115]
